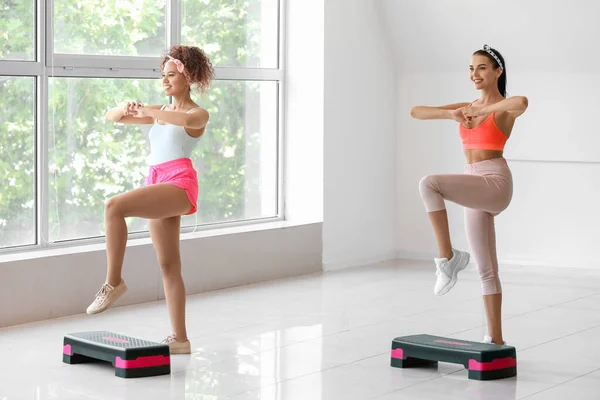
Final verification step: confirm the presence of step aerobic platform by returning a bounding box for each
[390,334,516,380]
[63,331,171,378]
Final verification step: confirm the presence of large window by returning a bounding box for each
[0,0,283,251]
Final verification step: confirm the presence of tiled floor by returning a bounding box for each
[1,259,600,399]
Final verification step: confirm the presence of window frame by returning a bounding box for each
[0,0,286,254]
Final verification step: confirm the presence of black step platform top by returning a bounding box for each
[65,331,166,350]
[392,334,515,360]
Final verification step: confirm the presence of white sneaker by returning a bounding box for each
[483,335,506,345]
[433,249,470,296]
[86,280,128,315]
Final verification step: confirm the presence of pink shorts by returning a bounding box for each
[145,158,198,215]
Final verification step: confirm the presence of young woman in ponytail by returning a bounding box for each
[409,45,528,345]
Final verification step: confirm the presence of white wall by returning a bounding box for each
[285,0,323,224]
[322,0,397,270]
[380,0,600,269]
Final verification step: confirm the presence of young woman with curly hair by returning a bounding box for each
[86,45,215,354]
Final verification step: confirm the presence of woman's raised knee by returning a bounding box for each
[419,174,442,196]
[419,175,434,192]
[104,196,123,218]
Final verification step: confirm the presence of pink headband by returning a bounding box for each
[166,56,193,85]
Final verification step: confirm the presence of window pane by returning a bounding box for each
[48,78,278,242]
[0,0,35,60]
[48,78,164,242]
[182,0,279,68]
[0,76,36,248]
[184,80,278,227]
[53,0,166,56]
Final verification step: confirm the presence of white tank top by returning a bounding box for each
[146,105,203,166]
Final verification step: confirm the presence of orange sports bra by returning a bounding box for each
[459,113,508,151]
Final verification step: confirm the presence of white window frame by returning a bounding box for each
[0,0,286,254]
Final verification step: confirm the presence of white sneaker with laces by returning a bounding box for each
[433,249,470,296]
[86,280,128,315]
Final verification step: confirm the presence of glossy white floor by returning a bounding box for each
[1,259,600,400]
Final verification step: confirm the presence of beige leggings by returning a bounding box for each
[419,157,513,295]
